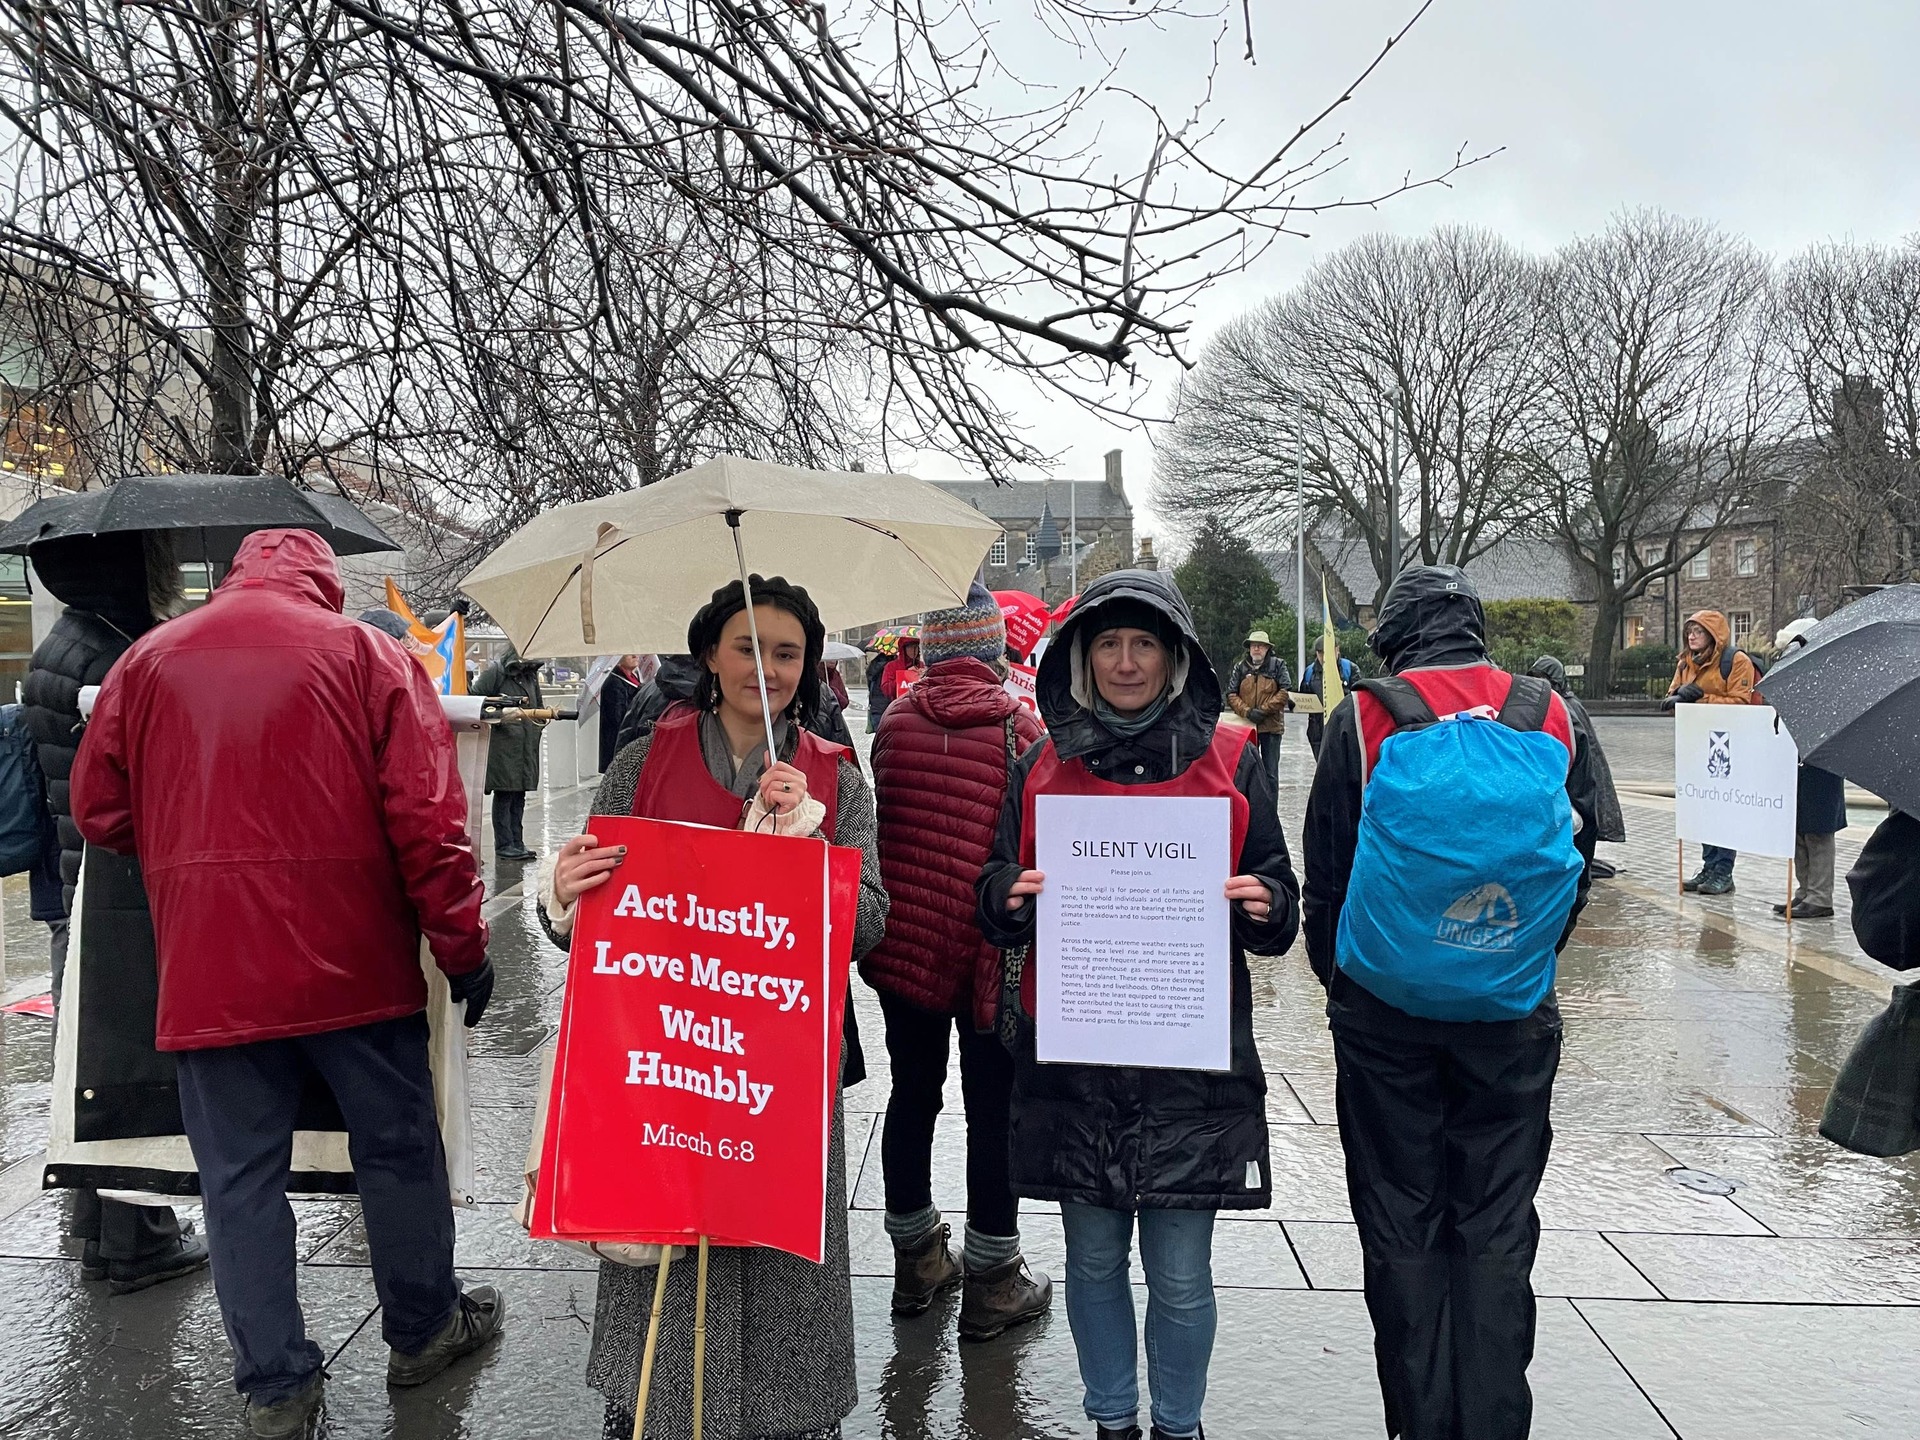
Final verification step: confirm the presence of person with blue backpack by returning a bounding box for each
[1302,566,1598,1440]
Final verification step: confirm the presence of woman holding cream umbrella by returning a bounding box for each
[466,457,997,1439]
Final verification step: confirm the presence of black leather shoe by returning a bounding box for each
[1774,901,1835,918]
[1682,869,1709,892]
[1151,1427,1204,1440]
[1095,1428,1143,1440]
[108,1231,210,1294]
[80,1239,106,1282]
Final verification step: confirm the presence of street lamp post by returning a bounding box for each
[1294,435,1306,679]
[1386,385,1404,587]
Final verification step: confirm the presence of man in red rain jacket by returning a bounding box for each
[73,528,503,1437]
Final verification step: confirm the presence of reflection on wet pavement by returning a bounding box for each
[0,720,1915,1436]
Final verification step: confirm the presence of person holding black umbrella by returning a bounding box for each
[1772,620,1848,920]
[22,531,206,1295]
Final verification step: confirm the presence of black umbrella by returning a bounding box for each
[1761,584,1920,815]
[0,473,402,562]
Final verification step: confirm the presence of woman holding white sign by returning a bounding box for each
[543,575,889,1440]
[977,568,1300,1440]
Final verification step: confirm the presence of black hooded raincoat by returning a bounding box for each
[976,569,1300,1211]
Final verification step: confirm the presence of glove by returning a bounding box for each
[447,958,495,1028]
[1672,683,1705,705]
[1246,707,1266,726]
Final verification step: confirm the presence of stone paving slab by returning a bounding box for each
[1606,1231,1920,1304]
[1576,1297,1920,1439]
[1282,1220,1664,1300]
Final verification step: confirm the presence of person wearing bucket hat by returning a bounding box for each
[977,568,1299,1440]
[868,581,1053,1339]
[1224,628,1292,797]
[544,574,890,1440]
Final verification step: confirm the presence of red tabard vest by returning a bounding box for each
[629,708,850,834]
[1013,722,1254,1015]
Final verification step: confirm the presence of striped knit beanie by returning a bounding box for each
[920,580,1007,666]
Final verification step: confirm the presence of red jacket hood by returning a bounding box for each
[218,528,345,613]
[905,658,1021,727]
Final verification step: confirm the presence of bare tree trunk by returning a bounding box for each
[1586,592,1621,697]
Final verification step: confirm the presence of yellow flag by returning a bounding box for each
[1320,577,1345,715]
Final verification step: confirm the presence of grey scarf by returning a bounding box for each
[697,711,792,799]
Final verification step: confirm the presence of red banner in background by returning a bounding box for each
[532,816,858,1262]
[994,590,1051,659]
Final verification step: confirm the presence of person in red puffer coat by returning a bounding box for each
[867,581,1053,1341]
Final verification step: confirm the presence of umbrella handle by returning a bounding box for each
[729,515,781,765]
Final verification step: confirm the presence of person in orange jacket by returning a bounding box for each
[1662,610,1757,895]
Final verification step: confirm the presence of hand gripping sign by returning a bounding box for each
[532,816,858,1262]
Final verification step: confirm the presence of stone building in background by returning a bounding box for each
[931,449,1139,605]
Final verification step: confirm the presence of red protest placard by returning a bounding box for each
[531,815,858,1262]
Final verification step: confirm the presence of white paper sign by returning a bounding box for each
[1673,703,1800,858]
[1033,794,1232,1070]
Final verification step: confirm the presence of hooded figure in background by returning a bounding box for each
[1224,628,1291,798]
[1529,655,1627,876]
[1304,565,1598,1440]
[21,530,206,1295]
[1664,609,1757,896]
[977,568,1299,1440]
[472,646,545,862]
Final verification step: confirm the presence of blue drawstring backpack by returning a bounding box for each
[0,704,52,877]
[1335,675,1583,1022]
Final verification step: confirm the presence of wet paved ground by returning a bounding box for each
[0,715,1916,1437]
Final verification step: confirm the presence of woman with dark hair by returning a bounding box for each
[540,575,888,1440]
[977,568,1300,1440]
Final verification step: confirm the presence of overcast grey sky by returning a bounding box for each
[903,0,1920,549]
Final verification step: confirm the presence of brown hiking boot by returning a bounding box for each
[387,1284,506,1387]
[891,1223,962,1316]
[958,1254,1052,1341]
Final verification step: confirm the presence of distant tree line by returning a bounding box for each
[1154,210,1920,690]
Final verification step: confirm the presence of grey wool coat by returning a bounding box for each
[542,729,889,1440]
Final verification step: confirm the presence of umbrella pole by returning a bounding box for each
[728,514,781,763]
[631,1246,675,1440]
[1677,840,1684,896]
[1786,857,1795,933]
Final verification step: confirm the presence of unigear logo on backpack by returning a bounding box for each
[1437,883,1521,950]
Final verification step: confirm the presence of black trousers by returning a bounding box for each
[1254,730,1282,792]
[1331,1020,1560,1440]
[878,990,1018,1237]
[175,1013,459,1404]
[491,790,527,851]
[50,915,183,1261]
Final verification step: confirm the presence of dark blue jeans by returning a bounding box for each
[175,1013,458,1404]
[1701,844,1737,879]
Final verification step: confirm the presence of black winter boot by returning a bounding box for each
[1095,1428,1142,1440]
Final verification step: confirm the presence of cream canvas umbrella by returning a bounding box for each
[461,455,1002,753]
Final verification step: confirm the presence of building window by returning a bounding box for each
[1728,610,1754,644]
[1612,549,1625,584]
[1688,548,1711,579]
[1734,538,1758,577]
[1624,616,1646,648]
[1,398,74,481]
[1641,543,1665,568]
[1024,532,1037,564]
[988,534,1007,567]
